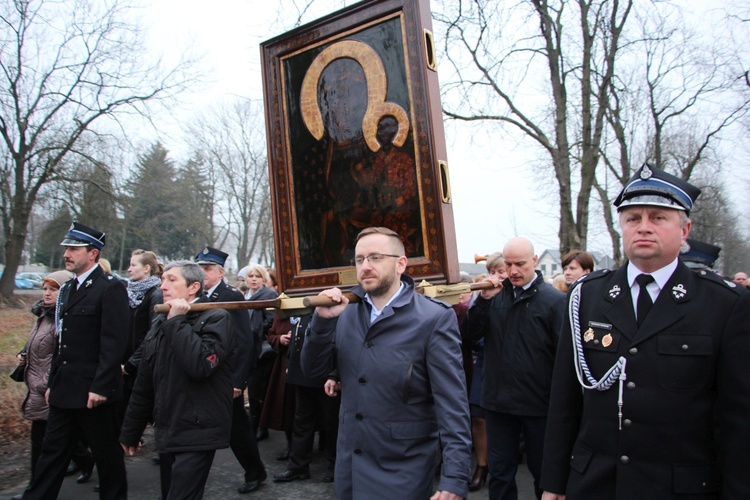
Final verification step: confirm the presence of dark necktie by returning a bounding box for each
[69,280,79,298]
[635,274,655,326]
[514,287,523,300]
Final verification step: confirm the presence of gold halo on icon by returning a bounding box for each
[300,39,409,153]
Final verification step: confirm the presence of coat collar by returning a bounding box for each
[63,266,103,310]
[600,262,692,345]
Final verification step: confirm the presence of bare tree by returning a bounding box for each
[597,4,750,261]
[435,0,632,255]
[0,0,195,299]
[185,99,273,269]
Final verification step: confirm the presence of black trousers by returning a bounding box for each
[229,393,266,482]
[159,450,215,500]
[289,385,340,471]
[29,420,93,479]
[485,410,546,500]
[23,404,127,500]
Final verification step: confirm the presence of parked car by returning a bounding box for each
[0,272,35,290]
[16,272,45,289]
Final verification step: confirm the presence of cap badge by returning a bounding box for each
[671,284,686,299]
[602,333,613,348]
[640,165,653,179]
[202,246,210,254]
[608,284,621,299]
[583,328,595,343]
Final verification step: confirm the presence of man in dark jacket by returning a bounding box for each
[120,260,235,500]
[23,222,128,500]
[196,247,268,494]
[541,165,750,499]
[465,237,565,500]
[273,314,340,483]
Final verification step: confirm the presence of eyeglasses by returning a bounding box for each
[351,253,401,266]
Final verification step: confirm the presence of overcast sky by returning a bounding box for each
[137,0,748,265]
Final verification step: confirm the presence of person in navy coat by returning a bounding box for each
[301,227,472,500]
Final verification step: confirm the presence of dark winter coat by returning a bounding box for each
[301,275,472,499]
[123,286,163,376]
[119,296,235,453]
[465,271,565,416]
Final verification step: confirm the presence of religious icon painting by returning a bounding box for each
[261,0,459,295]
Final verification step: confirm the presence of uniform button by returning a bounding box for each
[681,344,689,351]
[62,344,67,348]
[626,382,636,390]
[358,378,366,385]
[63,361,67,364]
[355,413,363,420]
[593,339,600,345]
[354,449,362,456]
[629,347,638,355]
[623,419,632,427]
[620,455,629,464]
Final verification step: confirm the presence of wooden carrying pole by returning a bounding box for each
[154,281,497,314]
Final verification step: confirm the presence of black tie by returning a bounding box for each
[69,280,79,298]
[635,274,655,326]
[514,287,523,300]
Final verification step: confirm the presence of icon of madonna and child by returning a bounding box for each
[285,28,424,270]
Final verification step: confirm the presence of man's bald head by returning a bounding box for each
[504,237,535,259]
[503,237,538,287]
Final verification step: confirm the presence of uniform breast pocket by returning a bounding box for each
[72,305,96,316]
[657,334,713,391]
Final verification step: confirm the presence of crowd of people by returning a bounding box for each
[11,163,750,500]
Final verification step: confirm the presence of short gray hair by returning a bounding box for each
[164,260,205,292]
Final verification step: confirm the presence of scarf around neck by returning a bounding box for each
[127,275,161,308]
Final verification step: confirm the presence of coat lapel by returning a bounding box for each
[630,263,690,346]
[63,266,102,311]
[601,267,638,342]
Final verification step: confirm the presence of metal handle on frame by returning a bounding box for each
[439,160,451,203]
[423,29,436,71]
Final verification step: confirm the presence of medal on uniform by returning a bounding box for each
[583,328,594,343]
[602,333,613,348]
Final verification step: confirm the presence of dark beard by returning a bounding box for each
[361,273,395,299]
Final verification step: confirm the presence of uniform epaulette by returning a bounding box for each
[696,270,745,295]
[569,268,611,292]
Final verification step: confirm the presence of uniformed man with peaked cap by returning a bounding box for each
[540,165,750,499]
[23,222,129,499]
[194,246,268,493]
[679,238,722,272]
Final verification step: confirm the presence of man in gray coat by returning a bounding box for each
[301,227,472,500]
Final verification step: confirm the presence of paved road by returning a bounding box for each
[1,426,535,499]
